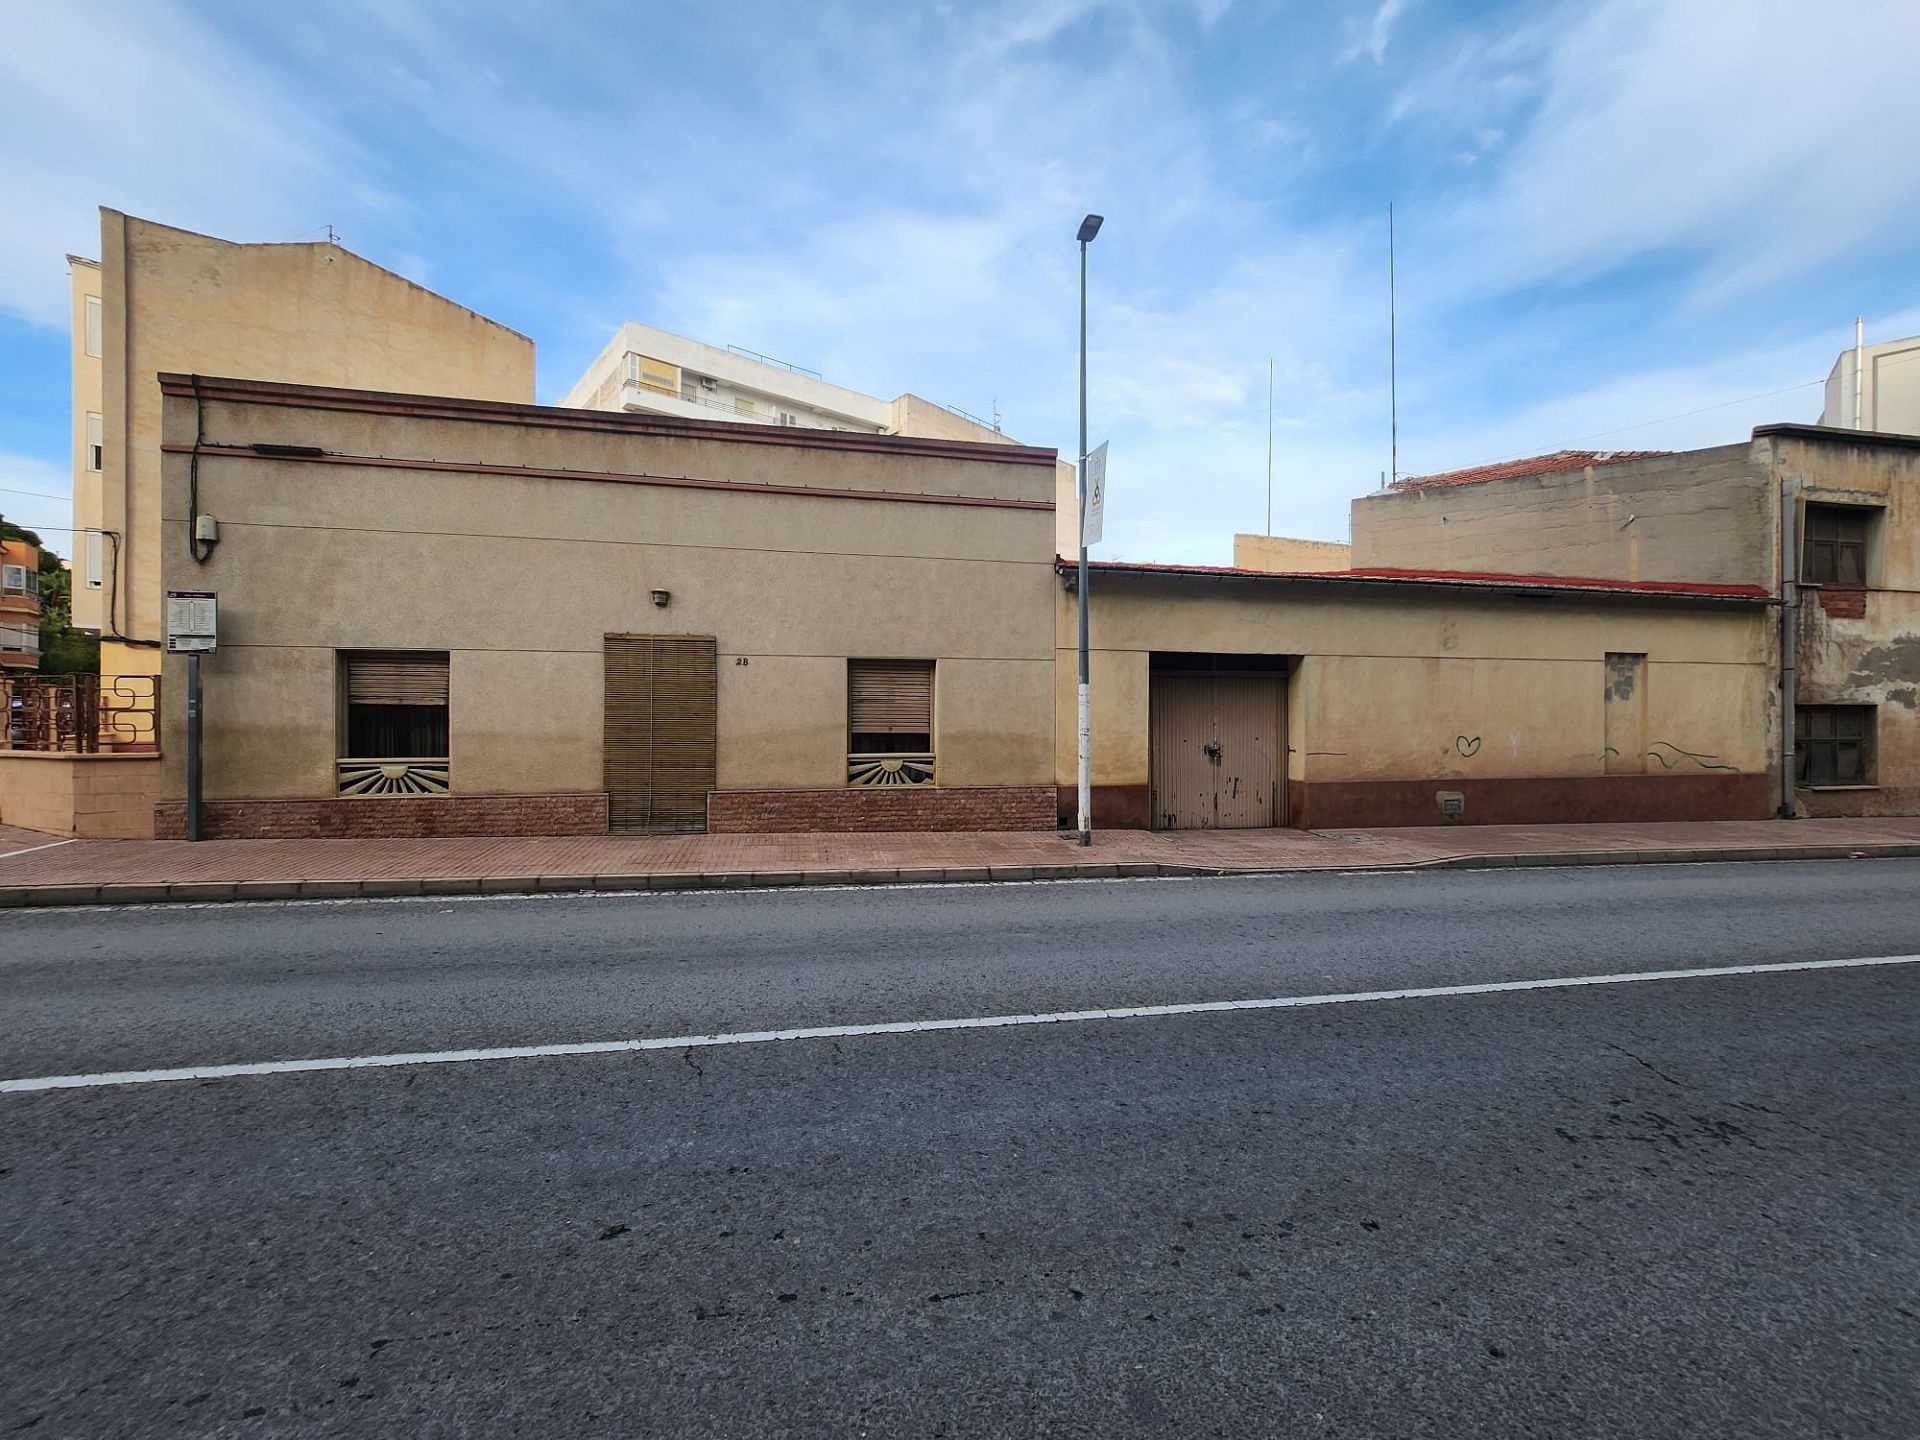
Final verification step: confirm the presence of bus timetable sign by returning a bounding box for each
[165,590,219,654]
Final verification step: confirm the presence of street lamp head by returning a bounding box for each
[1077,214,1104,244]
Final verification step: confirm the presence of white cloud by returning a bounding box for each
[1465,0,1920,299]
[1363,0,1413,63]
[0,1,388,328]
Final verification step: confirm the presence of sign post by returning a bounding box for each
[166,591,218,842]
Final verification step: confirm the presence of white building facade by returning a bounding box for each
[561,322,1011,444]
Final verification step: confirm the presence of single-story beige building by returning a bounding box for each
[1058,561,1776,829]
[153,375,1058,837]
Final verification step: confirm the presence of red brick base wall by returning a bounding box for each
[154,793,611,840]
[1288,773,1777,829]
[707,786,1056,833]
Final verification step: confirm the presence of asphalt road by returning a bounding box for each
[4,861,1918,1437]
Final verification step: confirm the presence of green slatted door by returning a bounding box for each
[604,635,717,832]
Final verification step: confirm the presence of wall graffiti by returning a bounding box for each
[1646,740,1739,772]
[1454,735,1482,757]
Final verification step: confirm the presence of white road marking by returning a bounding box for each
[5,953,1916,1096]
[0,838,76,860]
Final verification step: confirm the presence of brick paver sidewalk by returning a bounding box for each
[4,816,1920,907]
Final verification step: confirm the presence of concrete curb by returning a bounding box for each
[1,842,1917,909]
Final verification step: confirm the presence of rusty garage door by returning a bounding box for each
[604,634,717,833]
[1150,672,1285,830]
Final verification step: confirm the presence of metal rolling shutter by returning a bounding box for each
[848,659,933,736]
[345,655,449,706]
[604,635,717,833]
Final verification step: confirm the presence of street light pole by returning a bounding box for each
[1075,213,1102,847]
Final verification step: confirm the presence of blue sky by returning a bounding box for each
[3,0,1917,563]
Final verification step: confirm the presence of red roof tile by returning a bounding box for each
[1393,449,1669,490]
[1069,557,1769,602]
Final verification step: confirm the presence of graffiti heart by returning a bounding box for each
[1455,735,1482,757]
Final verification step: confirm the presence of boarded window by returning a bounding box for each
[1795,704,1874,786]
[849,659,933,755]
[1803,504,1874,586]
[84,295,102,357]
[342,653,449,759]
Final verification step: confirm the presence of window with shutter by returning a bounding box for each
[340,653,450,766]
[847,659,935,784]
[86,412,103,471]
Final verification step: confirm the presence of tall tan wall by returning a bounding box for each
[158,383,1057,807]
[1232,534,1352,572]
[93,211,534,669]
[1053,577,1774,819]
[68,259,105,635]
[1350,445,1776,587]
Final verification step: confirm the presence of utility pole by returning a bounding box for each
[1075,213,1103,847]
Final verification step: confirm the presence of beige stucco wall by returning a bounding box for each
[158,383,1057,803]
[1350,445,1778,588]
[0,753,159,838]
[1232,534,1352,572]
[1053,577,1773,793]
[88,210,534,677]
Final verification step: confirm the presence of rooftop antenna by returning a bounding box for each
[326,224,338,244]
[1265,358,1274,535]
[991,396,1002,433]
[1388,203,1398,487]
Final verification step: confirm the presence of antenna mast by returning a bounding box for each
[1266,358,1274,535]
[1389,203,1398,488]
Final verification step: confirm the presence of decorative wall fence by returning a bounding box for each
[1,673,160,754]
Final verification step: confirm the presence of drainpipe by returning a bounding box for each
[1854,317,1865,430]
[1779,475,1798,818]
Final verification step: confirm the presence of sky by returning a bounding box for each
[2,0,1918,564]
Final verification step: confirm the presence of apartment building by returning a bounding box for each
[67,211,535,704]
[562,321,1014,445]
[1821,328,1920,435]
[1,529,42,670]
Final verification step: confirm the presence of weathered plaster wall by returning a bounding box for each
[1053,575,1774,826]
[1351,445,1776,587]
[1774,431,1920,815]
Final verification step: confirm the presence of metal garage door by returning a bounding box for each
[603,634,717,833]
[1150,674,1284,830]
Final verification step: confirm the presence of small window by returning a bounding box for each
[847,659,935,786]
[342,653,449,759]
[1,563,33,596]
[86,412,103,471]
[84,295,102,357]
[734,397,756,416]
[85,531,104,589]
[1803,504,1875,586]
[1796,704,1874,786]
